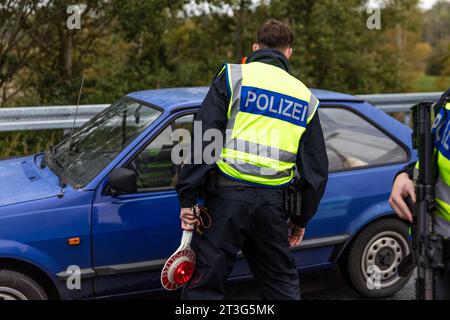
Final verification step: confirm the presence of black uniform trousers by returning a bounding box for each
[181,186,300,300]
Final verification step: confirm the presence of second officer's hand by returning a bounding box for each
[180,207,198,231]
[288,221,305,248]
[389,172,416,222]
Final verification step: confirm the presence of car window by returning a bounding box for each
[319,107,408,172]
[130,114,194,190]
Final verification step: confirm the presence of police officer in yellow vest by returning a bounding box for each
[176,19,328,300]
[390,88,450,299]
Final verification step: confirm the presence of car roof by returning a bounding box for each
[127,87,364,111]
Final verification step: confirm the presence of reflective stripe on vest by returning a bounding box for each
[216,62,319,186]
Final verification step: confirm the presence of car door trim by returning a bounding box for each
[57,234,349,279]
[56,268,96,280]
[94,258,167,276]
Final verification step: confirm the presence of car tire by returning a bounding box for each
[0,270,48,300]
[340,217,413,298]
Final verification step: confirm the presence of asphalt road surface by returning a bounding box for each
[157,266,415,300]
[225,267,415,300]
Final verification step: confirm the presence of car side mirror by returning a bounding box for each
[109,168,137,195]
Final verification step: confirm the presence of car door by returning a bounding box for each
[290,104,410,268]
[91,112,195,297]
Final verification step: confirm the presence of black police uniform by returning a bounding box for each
[397,166,450,299]
[176,49,329,300]
[397,97,450,300]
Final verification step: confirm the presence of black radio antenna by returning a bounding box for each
[57,72,86,198]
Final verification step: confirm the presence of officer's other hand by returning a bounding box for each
[389,172,415,222]
[288,221,305,247]
[180,207,198,231]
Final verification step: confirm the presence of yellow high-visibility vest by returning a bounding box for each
[429,102,450,223]
[216,62,319,186]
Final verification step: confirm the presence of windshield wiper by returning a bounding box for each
[46,146,66,190]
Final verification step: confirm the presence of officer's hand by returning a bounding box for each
[389,172,415,222]
[288,221,305,247]
[180,207,198,231]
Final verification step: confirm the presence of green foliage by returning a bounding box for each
[412,73,450,92]
[423,0,450,76]
[427,41,450,75]
[0,130,62,159]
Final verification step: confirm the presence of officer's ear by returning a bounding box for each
[252,43,261,52]
[283,47,293,60]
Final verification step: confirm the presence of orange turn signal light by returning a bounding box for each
[68,237,81,246]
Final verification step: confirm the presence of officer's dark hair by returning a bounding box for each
[256,19,294,50]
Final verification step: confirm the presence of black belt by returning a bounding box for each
[214,174,256,187]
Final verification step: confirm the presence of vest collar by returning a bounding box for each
[245,48,291,73]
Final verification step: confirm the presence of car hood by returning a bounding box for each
[0,154,61,207]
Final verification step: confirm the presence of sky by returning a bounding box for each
[368,0,445,10]
[420,0,439,9]
[186,0,447,17]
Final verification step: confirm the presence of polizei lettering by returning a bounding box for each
[240,86,308,127]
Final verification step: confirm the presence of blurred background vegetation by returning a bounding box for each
[0,0,449,158]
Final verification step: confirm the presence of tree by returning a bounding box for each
[264,0,422,93]
[105,0,188,94]
[0,1,43,106]
[29,0,115,105]
[423,0,450,76]
[423,0,450,47]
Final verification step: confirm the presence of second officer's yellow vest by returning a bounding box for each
[216,62,319,186]
[430,102,450,222]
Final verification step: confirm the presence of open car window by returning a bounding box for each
[130,113,194,190]
[319,107,408,172]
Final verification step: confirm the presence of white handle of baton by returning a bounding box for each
[176,230,193,252]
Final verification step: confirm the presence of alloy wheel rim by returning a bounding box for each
[0,287,28,300]
[361,230,410,289]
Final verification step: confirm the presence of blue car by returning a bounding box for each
[0,88,414,300]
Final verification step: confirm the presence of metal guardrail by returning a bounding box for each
[0,92,443,132]
[358,92,442,113]
[0,104,108,132]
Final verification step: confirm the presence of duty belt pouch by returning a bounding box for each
[283,185,302,220]
[290,186,296,217]
[283,187,289,213]
[295,190,302,217]
[283,187,292,214]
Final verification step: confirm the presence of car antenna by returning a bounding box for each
[57,72,86,199]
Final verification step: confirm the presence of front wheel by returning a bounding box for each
[340,217,413,298]
[0,270,48,300]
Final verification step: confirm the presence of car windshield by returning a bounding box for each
[46,98,162,188]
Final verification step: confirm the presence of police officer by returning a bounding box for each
[176,19,328,300]
[390,88,450,299]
